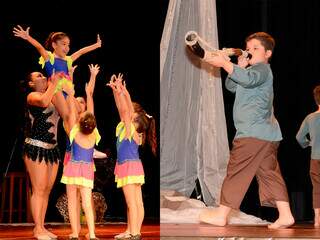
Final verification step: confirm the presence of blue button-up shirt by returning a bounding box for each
[225,63,282,142]
[296,111,320,160]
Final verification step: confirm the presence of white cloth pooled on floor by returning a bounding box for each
[160,190,269,225]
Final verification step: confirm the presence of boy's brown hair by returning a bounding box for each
[245,32,275,52]
[313,85,320,105]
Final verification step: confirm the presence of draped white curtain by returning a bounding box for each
[160,0,229,206]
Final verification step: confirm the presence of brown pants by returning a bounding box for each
[220,137,289,209]
[310,159,320,209]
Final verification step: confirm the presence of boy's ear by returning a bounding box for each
[266,50,272,59]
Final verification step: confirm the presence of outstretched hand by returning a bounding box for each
[106,73,124,93]
[89,64,100,76]
[69,65,78,81]
[13,25,30,40]
[85,64,100,96]
[96,34,102,48]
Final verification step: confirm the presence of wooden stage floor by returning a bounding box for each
[160,222,320,239]
[0,222,160,240]
[2,222,320,239]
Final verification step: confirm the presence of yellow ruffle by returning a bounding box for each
[115,175,145,188]
[38,51,55,68]
[54,77,74,94]
[38,51,73,70]
[116,122,136,142]
[70,124,101,145]
[65,56,73,70]
[61,176,93,189]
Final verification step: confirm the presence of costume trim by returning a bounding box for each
[25,137,57,149]
[115,175,145,188]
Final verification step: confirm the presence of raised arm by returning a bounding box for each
[107,74,122,117]
[204,51,234,74]
[13,25,49,61]
[122,81,134,119]
[107,74,129,121]
[70,34,102,62]
[85,64,100,114]
[27,72,60,107]
[107,74,132,138]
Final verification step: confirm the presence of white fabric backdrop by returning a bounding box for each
[160,0,229,206]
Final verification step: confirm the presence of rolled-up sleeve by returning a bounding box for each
[229,64,269,88]
[296,118,310,148]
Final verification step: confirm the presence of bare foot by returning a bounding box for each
[314,216,320,228]
[44,229,57,239]
[314,208,320,228]
[199,209,227,226]
[33,228,51,240]
[268,217,295,229]
[33,232,51,240]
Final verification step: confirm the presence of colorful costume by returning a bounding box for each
[23,103,61,164]
[63,137,72,165]
[114,122,145,188]
[61,124,101,189]
[39,51,74,94]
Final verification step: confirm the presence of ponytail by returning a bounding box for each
[146,116,157,156]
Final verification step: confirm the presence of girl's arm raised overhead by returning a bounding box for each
[13,25,49,61]
[85,64,100,114]
[107,74,132,138]
[70,34,102,62]
[107,74,128,121]
[122,81,134,120]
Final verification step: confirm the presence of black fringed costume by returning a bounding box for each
[23,104,61,164]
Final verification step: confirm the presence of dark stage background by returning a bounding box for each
[0,1,159,222]
[160,0,320,222]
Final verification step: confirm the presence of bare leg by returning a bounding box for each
[42,162,59,239]
[268,201,295,229]
[135,185,144,234]
[199,204,230,226]
[52,91,69,121]
[80,187,96,239]
[68,189,81,238]
[114,208,131,239]
[76,189,82,235]
[67,185,80,238]
[123,184,139,235]
[314,208,320,227]
[24,156,51,240]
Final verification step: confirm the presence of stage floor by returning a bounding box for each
[2,222,320,239]
[0,222,160,240]
[160,222,320,239]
